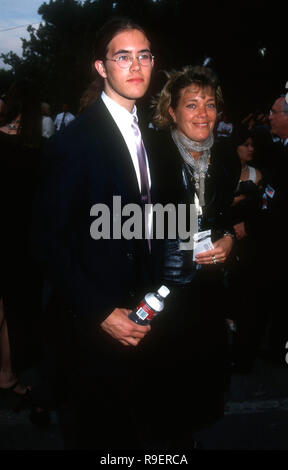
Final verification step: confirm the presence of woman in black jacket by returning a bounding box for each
[144,65,240,448]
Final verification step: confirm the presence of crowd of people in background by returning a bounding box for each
[0,19,287,450]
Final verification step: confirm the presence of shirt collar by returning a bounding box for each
[101,91,137,123]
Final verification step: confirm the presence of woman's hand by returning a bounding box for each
[233,222,247,240]
[195,235,234,265]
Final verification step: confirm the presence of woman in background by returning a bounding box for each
[0,79,43,400]
[227,127,264,373]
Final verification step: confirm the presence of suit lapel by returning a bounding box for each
[84,99,142,205]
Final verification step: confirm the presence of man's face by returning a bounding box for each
[269,97,288,139]
[95,29,153,111]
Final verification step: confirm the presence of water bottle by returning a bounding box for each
[129,285,170,325]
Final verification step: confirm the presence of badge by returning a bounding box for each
[265,184,275,198]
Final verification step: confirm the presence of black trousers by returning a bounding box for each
[38,274,226,451]
[37,295,171,450]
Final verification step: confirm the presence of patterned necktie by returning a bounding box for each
[131,116,151,251]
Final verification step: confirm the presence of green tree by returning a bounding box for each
[0,0,177,113]
[1,1,283,119]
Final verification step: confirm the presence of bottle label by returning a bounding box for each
[135,300,155,322]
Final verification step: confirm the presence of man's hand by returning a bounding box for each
[195,235,233,265]
[100,308,151,347]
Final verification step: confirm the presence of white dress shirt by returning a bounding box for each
[101,91,151,192]
[54,111,76,131]
[42,116,55,138]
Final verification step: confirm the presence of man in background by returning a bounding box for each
[54,103,75,131]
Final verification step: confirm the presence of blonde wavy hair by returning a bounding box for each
[152,65,224,129]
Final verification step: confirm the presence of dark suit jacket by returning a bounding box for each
[32,99,163,332]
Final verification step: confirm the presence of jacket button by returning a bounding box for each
[129,290,135,298]
[127,252,134,261]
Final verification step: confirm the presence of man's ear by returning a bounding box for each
[94,60,107,79]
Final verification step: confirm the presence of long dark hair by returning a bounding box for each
[79,17,150,113]
[4,79,42,148]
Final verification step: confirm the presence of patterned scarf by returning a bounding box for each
[171,128,214,207]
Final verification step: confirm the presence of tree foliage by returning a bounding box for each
[0,1,286,118]
[0,0,181,113]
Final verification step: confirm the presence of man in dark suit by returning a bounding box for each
[253,95,288,365]
[260,95,288,362]
[32,18,163,450]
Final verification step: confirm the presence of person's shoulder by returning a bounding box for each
[42,115,53,124]
[146,128,180,163]
[212,138,241,179]
[147,128,184,185]
[63,100,102,128]
[265,141,288,172]
[272,140,288,154]
[47,100,109,149]
[146,127,174,149]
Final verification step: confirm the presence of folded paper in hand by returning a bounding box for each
[193,230,214,261]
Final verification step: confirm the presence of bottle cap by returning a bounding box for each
[157,285,170,298]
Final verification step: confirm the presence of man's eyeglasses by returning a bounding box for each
[269,109,286,116]
[105,53,154,69]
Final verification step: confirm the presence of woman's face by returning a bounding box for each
[237,137,254,162]
[169,85,217,142]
